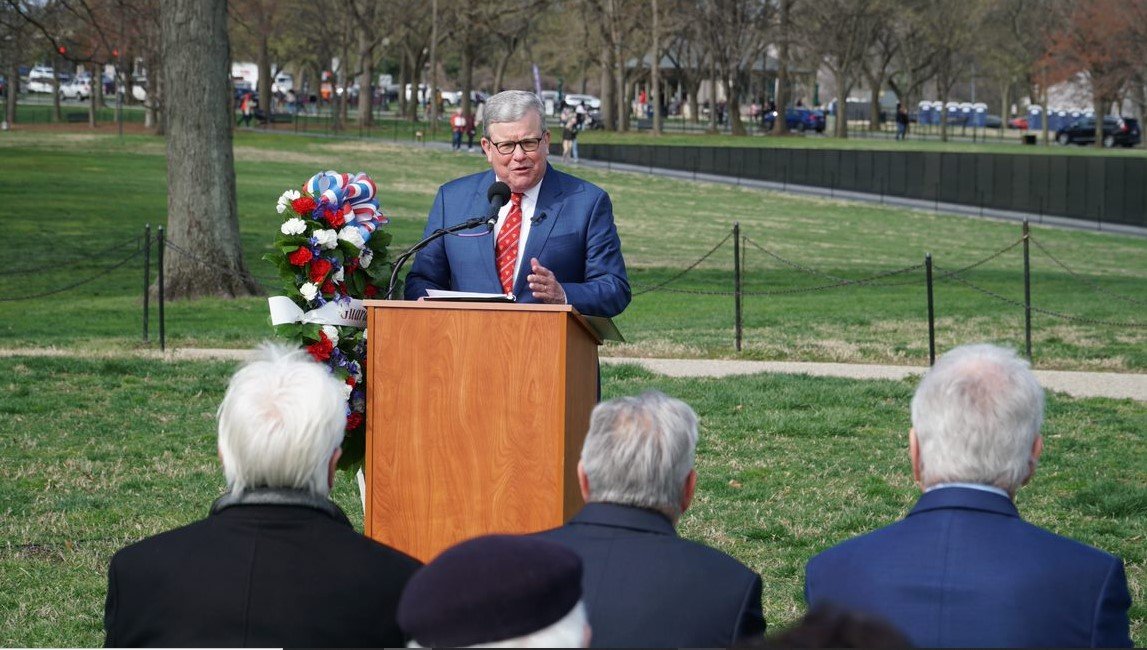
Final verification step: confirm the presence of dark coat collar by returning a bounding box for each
[210,487,352,527]
[569,502,678,536]
[908,485,1021,519]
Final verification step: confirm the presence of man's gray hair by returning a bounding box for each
[910,343,1045,493]
[217,343,346,497]
[581,391,698,516]
[483,90,547,138]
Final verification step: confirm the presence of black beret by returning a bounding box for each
[397,535,584,647]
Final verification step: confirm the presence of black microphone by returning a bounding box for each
[482,181,512,228]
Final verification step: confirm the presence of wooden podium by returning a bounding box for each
[361,300,603,562]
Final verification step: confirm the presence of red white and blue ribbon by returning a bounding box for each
[305,170,388,240]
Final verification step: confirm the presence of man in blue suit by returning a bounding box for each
[404,90,629,318]
[805,344,1133,648]
[537,391,767,647]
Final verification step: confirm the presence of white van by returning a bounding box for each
[27,66,56,94]
[271,72,293,94]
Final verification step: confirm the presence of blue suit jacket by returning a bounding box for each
[403,164,630,317]
[536,503,766,648]
[805,487,1133,648]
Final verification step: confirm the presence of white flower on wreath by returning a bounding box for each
[321,325,340,347]
[342,382,354,400]
[338,226,366,250]
[276,189,301,214]
[300,282,319,301]
[333,266,345,283]
[313,228,339,250]
[280,217,307,236]
[360,248,374,269]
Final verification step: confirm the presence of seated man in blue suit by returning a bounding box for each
[404,90,629,318]
[805,343,1133,648]
[537,391,767,647]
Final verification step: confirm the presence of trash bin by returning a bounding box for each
[1023,134,1037,145]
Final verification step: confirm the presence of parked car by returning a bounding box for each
[984,114,1003,129]
[27,65,57,93]
[763,107,826,133]
[442,90,486,107]
[59,74,92,101]
[1055,115,1141,147]
[1008,116,1029,130]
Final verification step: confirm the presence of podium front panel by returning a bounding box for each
[364,302,597,562]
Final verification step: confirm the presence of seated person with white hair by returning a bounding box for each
[103,344,422,647]
[397,534,591,648]
[537,390,767,647]
[805,343,1132,648]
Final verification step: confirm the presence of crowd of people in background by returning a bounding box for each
[101,338,1134,648]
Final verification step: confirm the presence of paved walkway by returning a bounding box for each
[3,347,1143,401]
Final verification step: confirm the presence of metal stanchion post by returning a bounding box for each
[926,253,936,366]
[157,227,166,352]
[733,222,742,352]
[1023,220,1032,361]
[142,224,150,342]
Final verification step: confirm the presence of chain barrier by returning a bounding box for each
[936,264,1145,328]
[0,246,144,302]
[631,229,734,296]
[742,236,926,288]
[1029,235,1147,307]
[0,236,144,276]
[933,237,1024,279]
[163,238,266,288]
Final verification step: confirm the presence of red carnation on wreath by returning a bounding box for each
[288,246,313,266]
[309,258,333,284]
[291,196,317,214]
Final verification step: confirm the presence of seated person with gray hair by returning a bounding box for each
[537,390,767,647]
[103,344,422,647]
[398,534,591,648]
[805,343,1132,647]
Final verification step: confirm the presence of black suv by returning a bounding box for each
[1055,115,1141,147]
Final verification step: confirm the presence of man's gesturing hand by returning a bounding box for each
[527,258,567,304]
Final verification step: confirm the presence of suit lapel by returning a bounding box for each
[514,164,565,298]
[467,170,502,291]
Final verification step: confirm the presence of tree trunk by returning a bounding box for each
[492,43,513,95]
[258,34,272,128]
[651,0,661,135]
[89,73,99,127]
[1094,95,1106,148]
[398,53,409,118]
[772,0,790,135]
[52,68,62,122]
[6,61,18,125]
[160,0,259,299]
[939,85,949,142]
[428,0,439,126]
[615,42,627,132]
[357,32,374,127]
[461,45,474,119]
[707,56,718,133]
[600,44,615,131]
[729,74,746,136]
[686,77,700,125]
[834,71,848,138]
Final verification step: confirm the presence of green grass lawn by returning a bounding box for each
[0,356,1141,646]
[1,130,1144,369]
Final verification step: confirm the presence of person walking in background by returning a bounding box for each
[561,106,576,162]
[571,103,586,162]
[805,343,1133,648]
[103,344,421,647]
[237,91,253,127]
[895,102,909,141]
[537,391,767,647]
[451,108,467,152]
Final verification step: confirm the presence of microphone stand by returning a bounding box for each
[385,217,494,300]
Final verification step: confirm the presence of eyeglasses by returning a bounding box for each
[488,135,545,155]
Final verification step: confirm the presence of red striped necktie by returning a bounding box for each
[495,192,524,294]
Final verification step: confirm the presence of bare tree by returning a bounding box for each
[910,1,984,142]
[802,0,880,138]
[699,0,771,136]
[160,0,259,299]
[859,1,898,131]
[770,0,794,135]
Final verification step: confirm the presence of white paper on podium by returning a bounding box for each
[424,289,516,302]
